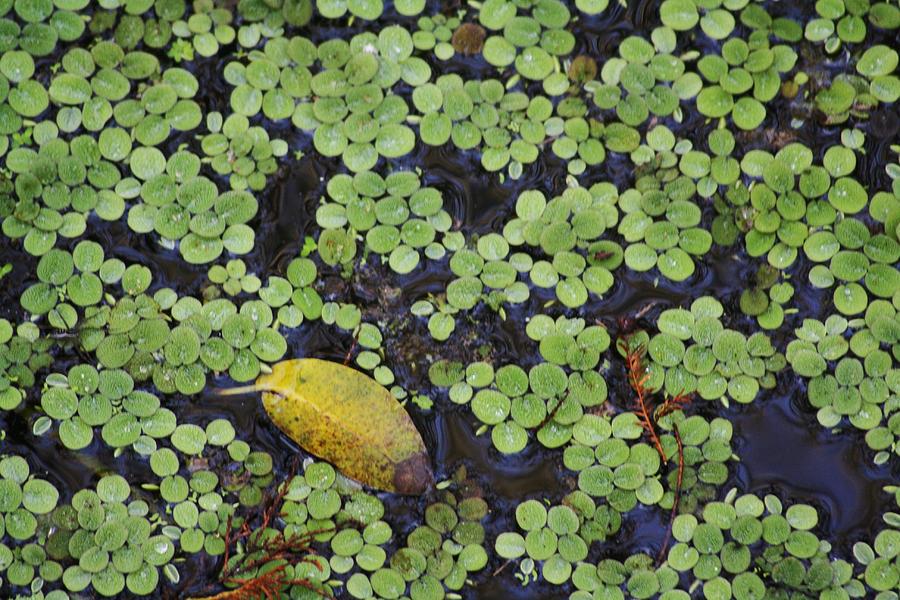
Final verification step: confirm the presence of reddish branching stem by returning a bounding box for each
[655,390,691,421]
[196,565,324,600]
[219,473,295,581]
[226,529,329,581]
[621,335,690,565]
[624,342,667,462]
[195,466,335,600]
[657,422,685,564]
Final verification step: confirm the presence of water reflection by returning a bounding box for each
[732,392,895,545]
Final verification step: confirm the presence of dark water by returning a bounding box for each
[1,1,897,598]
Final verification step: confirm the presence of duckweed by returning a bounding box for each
[0,0,898,598]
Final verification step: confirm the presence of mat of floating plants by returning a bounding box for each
[0,0,898,598]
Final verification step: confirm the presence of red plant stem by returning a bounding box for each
[620,336,690,565]
[233,529,332,576]
[220,483,287,581]
[657,423,684,564]
[625,346,667,462]
[194,564,331,600]
[192,462,346,600]
[218,464,333,574]
[656,390,691,421]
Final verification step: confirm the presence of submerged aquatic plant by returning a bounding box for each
[193,472,335,600]
[620,334,689,561]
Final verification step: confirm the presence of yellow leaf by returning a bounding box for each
[223,358,433,495]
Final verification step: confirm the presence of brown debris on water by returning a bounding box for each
[451,23,486,55]
[735,127,797,150]
[568,55,598,85]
